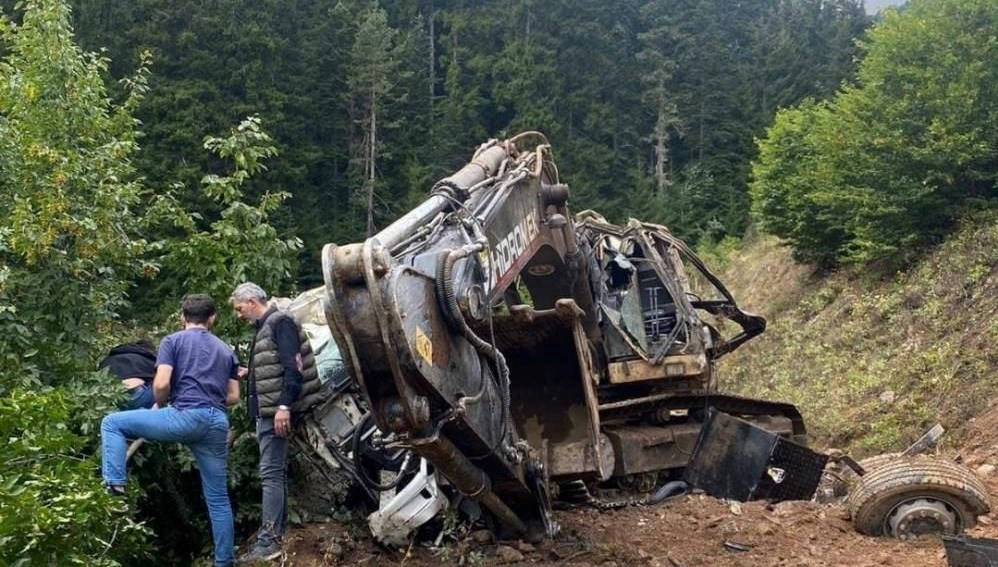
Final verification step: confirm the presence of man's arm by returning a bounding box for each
[273,318,303,437]
[226,378,240,407]
[153,364,173,406]
[274,318,304,408]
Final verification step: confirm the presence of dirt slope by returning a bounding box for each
[717,215,998,456]
[276,402,998,567]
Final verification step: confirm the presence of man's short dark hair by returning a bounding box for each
[182,294,217,324]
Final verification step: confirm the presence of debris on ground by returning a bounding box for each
[275,401,998,566]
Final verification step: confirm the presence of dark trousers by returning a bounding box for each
[256,417,289,542]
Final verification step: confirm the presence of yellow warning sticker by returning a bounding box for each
[415,327,433,366]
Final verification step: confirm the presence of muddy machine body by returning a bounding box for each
[321,133,804,537]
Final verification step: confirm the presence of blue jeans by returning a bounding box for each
[125,383,155,410]
[101,407,234,567]
[256,417,289,543]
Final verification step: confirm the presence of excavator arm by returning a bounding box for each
[322,134,575,536]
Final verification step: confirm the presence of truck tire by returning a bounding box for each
[848,456,990,539]
[823,453,901,500]
[858,452,901,474]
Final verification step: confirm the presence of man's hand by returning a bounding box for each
[274,407,292,438]
[237,366,248,379]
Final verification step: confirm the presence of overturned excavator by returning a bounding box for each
[315,132,806,540]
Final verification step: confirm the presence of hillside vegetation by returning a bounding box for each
[0,0,992,564]
[750,0,996,267]
[718,209,998,456]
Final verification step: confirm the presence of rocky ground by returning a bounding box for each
[275,405,998,566]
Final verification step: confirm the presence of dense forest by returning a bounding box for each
[1,0,994,564]
[64,0,870,288]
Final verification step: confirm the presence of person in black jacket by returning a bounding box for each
[99,340,157,410]
[229,282,321,564]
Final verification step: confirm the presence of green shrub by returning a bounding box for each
[751,0,998,266]
[0,384,151,565]
[0,1,301,563]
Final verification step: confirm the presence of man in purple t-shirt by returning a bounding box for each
[100,294,240,567]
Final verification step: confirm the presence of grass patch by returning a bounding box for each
[718,211,998,457]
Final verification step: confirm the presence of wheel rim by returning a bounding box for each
[885,497,960,539]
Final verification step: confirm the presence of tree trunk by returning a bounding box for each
[366,89,377,236]
[698,74,705,163]
[428,5,435,110]
[655,108,668,197]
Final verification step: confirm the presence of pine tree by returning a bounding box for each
[345,3,408,235]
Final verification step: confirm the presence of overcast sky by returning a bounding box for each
[865,0,906,15]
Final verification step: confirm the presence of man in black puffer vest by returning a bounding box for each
[230,282,320,564]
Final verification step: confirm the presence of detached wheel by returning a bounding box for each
[830,453,903,494]
[858,452,901,474]
[848,456,990,539]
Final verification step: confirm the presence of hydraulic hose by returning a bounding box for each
[646,480,689,506]
[351,414,418,493]
[556,479,690,510]
[435,244,513,452]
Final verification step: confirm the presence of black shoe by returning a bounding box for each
[106,485,127,498]
[235,540,282,564]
